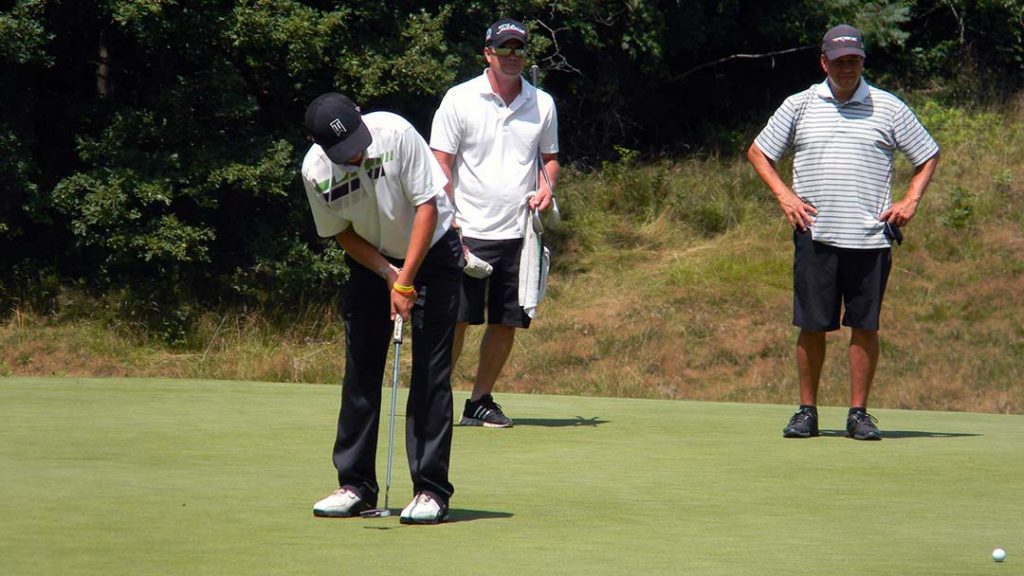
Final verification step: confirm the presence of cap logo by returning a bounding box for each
[497,22,526,36]
[330,118,346,137]
[831,35,859,43]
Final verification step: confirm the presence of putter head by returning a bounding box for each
[359,508,391,518]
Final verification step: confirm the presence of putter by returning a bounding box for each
[531,64,560,227]
[360,314,404,518]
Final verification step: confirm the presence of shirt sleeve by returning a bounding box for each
[892,102,940,167]
[752,92,803,162]
[301,154,351,238]
[398,125,448,207]
[429,91,462,155]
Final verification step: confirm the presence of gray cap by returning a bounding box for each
[821,24,865,60]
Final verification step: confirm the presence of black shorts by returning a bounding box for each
[459,237,531,328]
[792,229,891,332]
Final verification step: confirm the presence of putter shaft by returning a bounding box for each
[383,315,403,511]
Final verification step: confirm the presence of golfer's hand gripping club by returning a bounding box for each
[390,281,415,322]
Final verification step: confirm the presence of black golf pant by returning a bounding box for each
[333,229,461,505]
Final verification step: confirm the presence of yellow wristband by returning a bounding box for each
[393,282,415,294]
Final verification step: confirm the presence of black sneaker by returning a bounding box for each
[846,411,882,441]
[782,406,820,438]
[460,394,513,428]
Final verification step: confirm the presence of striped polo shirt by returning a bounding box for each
[754,79,939,249]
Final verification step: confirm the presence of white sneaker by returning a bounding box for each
[312,487,370,517]
[399,492,449,525]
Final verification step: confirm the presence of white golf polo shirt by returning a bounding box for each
[430,71,559,240]
[754,79,939,249]
[300,111,454,259]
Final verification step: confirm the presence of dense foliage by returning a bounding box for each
[2,0,1022,333]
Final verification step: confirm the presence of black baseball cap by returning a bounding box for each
[821,24,865,60]
[485,18,527,47]
[304,93,372,164]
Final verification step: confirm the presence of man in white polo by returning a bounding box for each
[747,24,940,440]
[430,18,560,428]
[302,92,462,524]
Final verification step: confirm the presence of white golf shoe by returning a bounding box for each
[399,492,449,525]
[312,487,371,517]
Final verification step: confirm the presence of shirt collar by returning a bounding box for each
[473,70,493,95]
[475,69,534,102]
[815,78,870,105]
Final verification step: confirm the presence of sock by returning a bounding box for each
[799,404,817,414]
[849,407,866,415]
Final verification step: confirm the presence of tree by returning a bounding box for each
[1,0,1021,321]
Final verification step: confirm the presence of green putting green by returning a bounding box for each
[1,377,1020,575]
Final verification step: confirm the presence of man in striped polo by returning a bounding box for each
[747,24,940,440]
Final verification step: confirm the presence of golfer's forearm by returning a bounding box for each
[397,200,438,286]
[904,153,940,203]
[432,150,455,201]
[746,144,791,201]
[335,227,392,279]
[540,155,560,194]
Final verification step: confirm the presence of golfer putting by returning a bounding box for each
[301,92,462,524]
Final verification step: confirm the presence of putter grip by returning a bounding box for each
[393,315,403,344]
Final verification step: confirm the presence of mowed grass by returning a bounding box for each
[1,377,1021,575]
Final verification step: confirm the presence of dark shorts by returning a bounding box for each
[459,237,531,328]
[793,229,891,332]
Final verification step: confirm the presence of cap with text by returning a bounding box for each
[485,18,527,47]
[304,93,372,164]
[821,24,865,60]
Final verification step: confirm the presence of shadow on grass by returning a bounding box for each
[819,429,980,439]
[360,509,513,529]
[512,416,609,427]
[447,509,514,523]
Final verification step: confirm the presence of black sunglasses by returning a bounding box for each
[491,46,527,57]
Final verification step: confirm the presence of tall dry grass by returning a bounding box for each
[2,99,1022,414]
[474,98,1024,414]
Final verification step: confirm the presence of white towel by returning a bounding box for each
[518,192,550,319]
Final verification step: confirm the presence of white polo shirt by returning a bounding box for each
[754,79,939,249]
[430,71,559,240]
[300,111,455,259]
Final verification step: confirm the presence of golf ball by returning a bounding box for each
[992,548,1006,562]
